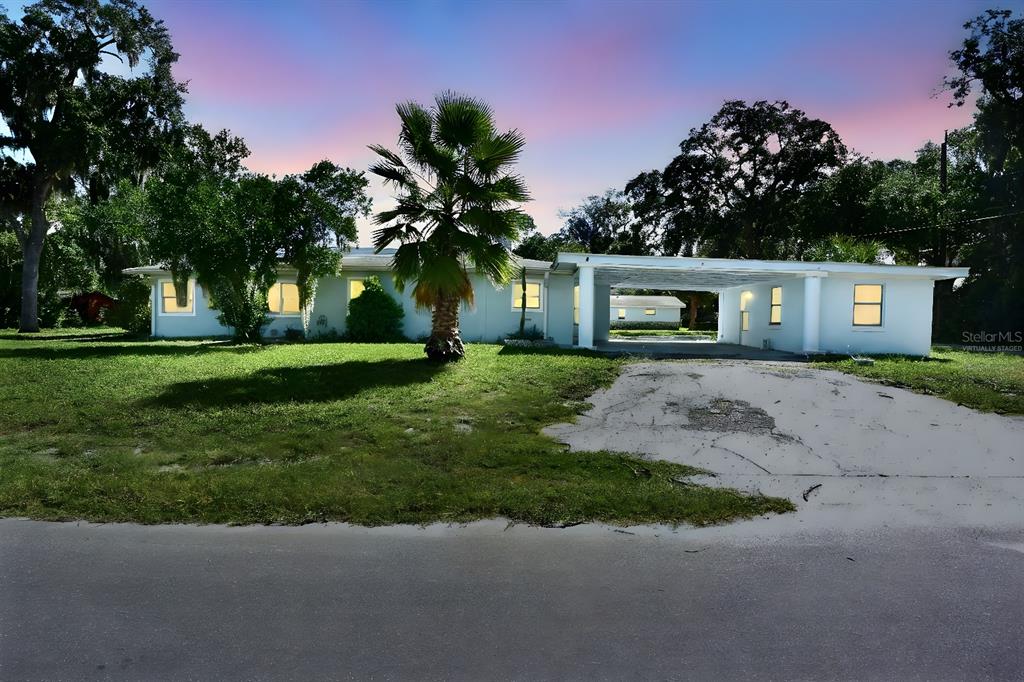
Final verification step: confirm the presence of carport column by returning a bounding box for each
[577,265,596,349]
[802,274,824,353]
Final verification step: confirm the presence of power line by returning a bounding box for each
[856,208,1024,238]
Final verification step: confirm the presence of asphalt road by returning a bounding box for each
[2,519,1024,681]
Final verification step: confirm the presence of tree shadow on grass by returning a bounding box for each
[149,358,445,409]
[497,345,607,359]
[0,340,253,361]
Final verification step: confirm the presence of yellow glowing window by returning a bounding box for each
[268,282,301,315]
[770,286,782,325]
[512,281,542,310]
[853,284,883,326]
[161,281,193,314]
[573,286,579,324]
[348,278,365,301]
[643,308,656,316]
[741,311,750,331]
[617,308,626,320]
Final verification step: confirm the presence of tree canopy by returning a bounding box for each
[1,0,184,331]
[147,126,370,341]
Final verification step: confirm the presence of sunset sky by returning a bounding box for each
[12,0,1004,244]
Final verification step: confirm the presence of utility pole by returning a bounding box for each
[934,130,951,339]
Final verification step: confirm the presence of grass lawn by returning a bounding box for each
[813,348,1024,415]
[609,328,715,338]
[0,328,791,526]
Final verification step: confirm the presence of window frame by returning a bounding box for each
[511,279,543,312]
[769,286,782,326]
[157,278,196,317]
[852,283,884,327]
[267,280,302,317]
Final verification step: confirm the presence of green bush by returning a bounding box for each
[105,278,152,334]
[345,276,405,341]
[609,320,681,330]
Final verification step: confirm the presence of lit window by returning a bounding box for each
[349,278,365,301]
[161,281,193,314]
[617,308,626,320]
[853,284,883,326]
[741,311,750,331]
[770,286,782,325]
[512,281,542,310]
[643,308,656,316]
[573,286,579,324]
[268,282,301,315]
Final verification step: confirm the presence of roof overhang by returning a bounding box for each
[553,252,969,291]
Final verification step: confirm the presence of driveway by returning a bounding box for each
[545,361,1024,529]
[597,339,802,361]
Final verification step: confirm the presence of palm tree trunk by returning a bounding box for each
[425,293,465,361]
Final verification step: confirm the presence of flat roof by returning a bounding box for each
[553,252,969,290]
[124,249,557,278]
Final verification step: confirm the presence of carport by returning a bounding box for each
[551,252,968,356]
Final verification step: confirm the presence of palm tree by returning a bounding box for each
[369,92,530,361]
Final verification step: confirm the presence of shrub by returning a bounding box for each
[106,278,152,334]
[344,276,405,341]
[284,327,305,342]
[609,320,681,330]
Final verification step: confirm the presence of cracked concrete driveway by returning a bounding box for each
[545,361,1024,530]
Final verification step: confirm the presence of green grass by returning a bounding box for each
[0,329,792,526]
[609,328,715,338]
[813,348,1024,415]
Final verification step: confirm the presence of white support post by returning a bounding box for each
[802,274,823,353]
[577,265,595,349]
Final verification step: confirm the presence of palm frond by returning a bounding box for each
[460,207,524,241]
[367,144,406,168]
[412,254,474,308]
[390,242,425,291]
[473,129,526,176]
[487,174,531,203]
[434,91,495,151]
[368,160,417,189]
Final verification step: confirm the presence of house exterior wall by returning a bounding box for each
[148,270,576,345]
[818,276,934,356]
[150,278,308,339]
[545,275,575,346]
[722,278,806,352]
[721,275,935,356]
[610,306,680,323]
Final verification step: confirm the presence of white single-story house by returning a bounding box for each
[126,249,968,356]
[609,295,683,324]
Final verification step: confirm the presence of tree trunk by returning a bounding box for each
[425,293,465,362]
[18,178,52,333]
[688,293,699,330]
